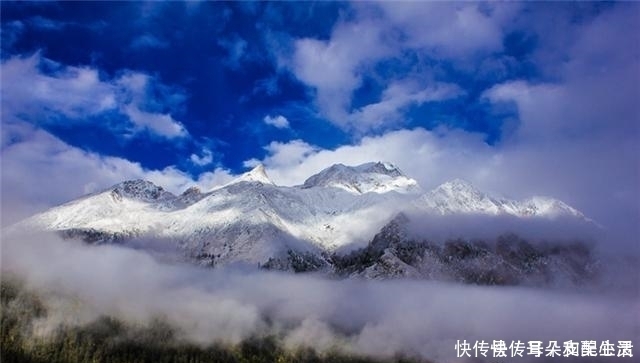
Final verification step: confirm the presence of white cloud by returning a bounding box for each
[242,158,261,169]
[1,54,116,120]
[122,104,187,138]
[477,6,640,226]
[3,232,637,361]
[190,148,214,166]
[375,3,511,57]
[115,71,189,138]
[349,81,463,132]
[249,128,495,190]
[286,3,512,132]
[291,18,394,127]
[1,53,188,139]
[292,21,384,93]
[0,122,233,226]
[251,139,318,172]
[263,114,290,129]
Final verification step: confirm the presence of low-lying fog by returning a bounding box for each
[1,231,638,363]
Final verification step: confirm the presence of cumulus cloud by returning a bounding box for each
[292,19,387,98]
[0,53,188,139]
[0,64,201,228]
[348,81,463,132]
[1,53,116,119]
[263,114,290,129]
[0,122,234,226]
[373,2,513,57]
[122,105,187,138]
[283,2,637,137]
[286,3,514,132]
[290,16,394,129]
[189,148,214,166]
[247,128,494,190]
[114,71,189,138]
[476,4,640,246]
[243,139,320,173]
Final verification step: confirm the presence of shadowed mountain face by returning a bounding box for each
[328,215,598,287]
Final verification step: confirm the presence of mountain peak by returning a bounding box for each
[110,179,176,203]
[353,161,404,177]
[435,178,482,195]
[424,179,501,215]
[302,161,420,194]
[181,186,201,196]
[440,178,475,187]
[425,179,588,219]
[237,164,274,185]
[520,196,585,218]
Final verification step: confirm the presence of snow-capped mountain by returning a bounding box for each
[419,179,585,218]
[226,163,275,186]
[11,162,591,269]
[302,162,420,194]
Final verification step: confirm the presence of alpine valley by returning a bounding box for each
[10,162,598,286]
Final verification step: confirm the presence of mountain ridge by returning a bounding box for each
[9,161,593,272]
[301,161,420,194]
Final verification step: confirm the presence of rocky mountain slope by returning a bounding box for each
[328,214,598,286]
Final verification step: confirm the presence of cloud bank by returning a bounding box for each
[2,232,637,362]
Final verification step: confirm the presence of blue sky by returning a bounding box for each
[2,2,351,172]
[1,1,639,244]
[1,1,560,172]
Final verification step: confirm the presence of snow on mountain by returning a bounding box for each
[10,162,590,268]
[518,196,585,218]
[231,164,275,186]
[19,182,172,235]
[302,162,420,194]
[419,179,585,219]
